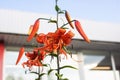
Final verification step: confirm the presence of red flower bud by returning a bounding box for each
[74,20,90,43]
[16,47,25,65]
[27,19,40,42]
[65,11,74,29]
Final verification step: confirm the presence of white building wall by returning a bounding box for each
[0,9,120,42]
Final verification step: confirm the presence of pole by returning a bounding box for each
[110,52,117,80]
[0,41,5,80]
[78,51,86,80]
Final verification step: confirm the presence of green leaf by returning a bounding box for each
[61,27,69,29]
[59,65,77,70]
[55,73,63,78]
[30,72,39,75]
[35,78,39,80]
[49,53,57,57]
[55,73,69,80]
[39,73,46,77]
[63,46,71,54]
[42,64,48,67]
[61,78,69,80]
[48,69,55,75]
[55,5,60,12]
[48,20,57,23]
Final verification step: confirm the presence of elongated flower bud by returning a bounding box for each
[28,25,33,35]
[27,19,40,42]
[16,47,25,65]
[74,20,90,43]
[65,11,74,29]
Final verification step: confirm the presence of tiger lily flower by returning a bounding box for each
[35,28,74,58]
[22,49,46,68]
[20,28,75,69]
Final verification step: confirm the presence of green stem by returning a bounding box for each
[39,18,49,20]
[61,20,75,28]
[57,52,60,80]
[55,1,60,80]
[55,0,59,29]
[38,66,41,80]
[56,11,59,29]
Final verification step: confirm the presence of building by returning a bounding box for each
[0,9,120,80]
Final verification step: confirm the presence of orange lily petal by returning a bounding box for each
[36,33,46,43]
[16,47,25,65]
[25,52,37,60]
[65,31,75,38]
[74,20,90,43]
[59,49,68,59]
[55,28,66,36]
[27,19,40,42]
[62,31,74,45]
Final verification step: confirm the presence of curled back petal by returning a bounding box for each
[62,31,74,45]
[25,52,37,60]
[55,28,66,36]
[36,33,46,43]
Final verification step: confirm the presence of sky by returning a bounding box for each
[0,0,120,24]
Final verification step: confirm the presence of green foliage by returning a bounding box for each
[48,20,57,23]
[55,5,60,12]
[59,65,77,70]
[55,73,69,80]
[39,73,46,77]
[48,69,55,75]
[31,71,46,80]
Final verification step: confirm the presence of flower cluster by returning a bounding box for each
[22,28,74,69]
[15,0,90,79]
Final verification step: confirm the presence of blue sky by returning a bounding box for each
[0,0,120,23]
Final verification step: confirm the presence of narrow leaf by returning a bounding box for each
[48,20,57,23]
[39,73,46,77]
[55,73,62,78]
[49,53,57,57]
[42,64,48,67]
[30,72,39,75]
[55,5,60,12]
[63,46,71,54]
[62,78,69,80]
[48,69,54,75]
[59,65,77,70]
[61,27,69,29]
